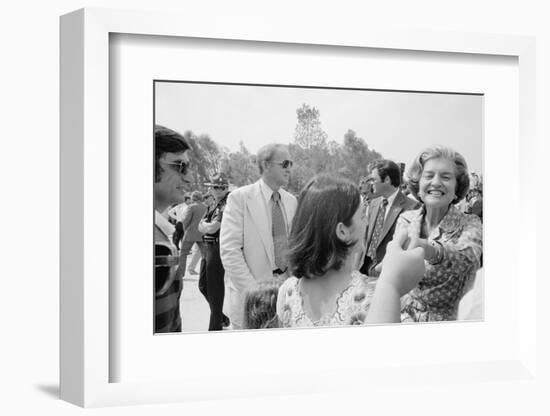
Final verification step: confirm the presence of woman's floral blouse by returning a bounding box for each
[276,271,376,327]
[396,205,483,322]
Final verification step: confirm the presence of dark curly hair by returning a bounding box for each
[154,125,190,182]
[288,174,361,279]
[406,146,470,204]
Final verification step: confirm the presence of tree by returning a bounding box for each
[288,104,333,193]
[294,104,328,149]
[339,129,382,184]
[287,143,313,194]
[183,131,222,188]
[220,141,259,187]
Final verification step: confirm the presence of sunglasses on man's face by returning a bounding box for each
[269,159,293,169]
[164,160,190,175]
[212,186,227,191]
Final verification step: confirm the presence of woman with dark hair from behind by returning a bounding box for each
[276,174,376,327]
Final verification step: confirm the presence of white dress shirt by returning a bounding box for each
[365,188,400,222]
[383,188,400,222]
[258,178,289,234]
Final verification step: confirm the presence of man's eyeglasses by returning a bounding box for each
[212,185,227,191]
[163,160,190,175]
[268,159,293,169]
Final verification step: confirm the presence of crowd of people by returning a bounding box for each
[154,124,483,333]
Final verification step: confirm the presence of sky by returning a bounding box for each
[155,81,483,173]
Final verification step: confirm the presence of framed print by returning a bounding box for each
[152,80,483,334]
[60,7,537,407]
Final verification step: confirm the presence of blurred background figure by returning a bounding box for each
[188,192,216,276]
[464,172,483,221]
[198,173,232,330]
[464,187,482,220]
[358,176,374,205]
[186,239,203,276]
[167,192,191,225]
[174,191,207,280]
[203,192,215,210]
[167,192,191,250]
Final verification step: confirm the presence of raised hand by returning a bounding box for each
[366,231,425,324]
[379,230,425,296]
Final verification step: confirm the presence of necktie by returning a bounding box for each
[367,198,388,268]
[272,191,287,271]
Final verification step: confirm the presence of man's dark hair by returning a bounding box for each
[154,125,190,182]
[288,174,361,279]
[369,159,402,188]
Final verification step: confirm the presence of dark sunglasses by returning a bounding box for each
[164,160,190,175]
[212,185,227,191]
[269,159,293,169]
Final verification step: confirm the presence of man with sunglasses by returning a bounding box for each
[220,143,297,329]
[197,173,231,331]
[154,125,193,333]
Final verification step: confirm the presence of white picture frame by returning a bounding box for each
[60,7,537,408]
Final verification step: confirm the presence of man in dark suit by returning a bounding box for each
[360,159,420,277]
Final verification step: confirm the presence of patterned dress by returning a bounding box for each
[396,205,483,322]
[276,271,376,327]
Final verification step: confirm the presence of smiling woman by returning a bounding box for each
[395,146,482,322]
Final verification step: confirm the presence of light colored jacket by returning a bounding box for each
[220,180,297,328]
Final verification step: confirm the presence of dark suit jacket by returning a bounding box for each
[360,191,420,276]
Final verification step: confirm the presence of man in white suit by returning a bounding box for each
[220,144,298,329]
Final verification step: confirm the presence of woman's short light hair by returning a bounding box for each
[406,146,470,204]
[256,143,288,174]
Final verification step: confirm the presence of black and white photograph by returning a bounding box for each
[153,80,483,334]
[9,0,544,412]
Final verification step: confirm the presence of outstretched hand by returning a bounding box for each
[378,230,425,297]
[366,231,425,324]
[405,236,436,261]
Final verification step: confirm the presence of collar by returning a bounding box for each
[385,188,400,208]
[259,177,280,202]
[214,192,229,209]
[415,204,463,237]
[155,210,175,238]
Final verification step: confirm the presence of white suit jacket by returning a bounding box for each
[220,180,297,328]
